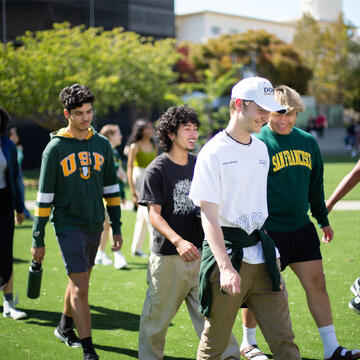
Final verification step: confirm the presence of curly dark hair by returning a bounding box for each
[0,107,11,135]
[59,83,95,111]
[126,119,155,146]
[156,105,200,152]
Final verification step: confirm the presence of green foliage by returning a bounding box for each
[181,30,312,94]
[294,14,360,109]
[166,66,238,139]
[0,23,179,130]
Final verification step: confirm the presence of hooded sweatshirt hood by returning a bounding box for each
[50,126,95,140]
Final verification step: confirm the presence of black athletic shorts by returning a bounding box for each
[57,231,101,274]
[267,222,322,271]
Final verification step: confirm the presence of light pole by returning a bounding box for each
[89,0,95,27]
[2,0,7,46]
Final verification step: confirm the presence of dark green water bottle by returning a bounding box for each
[27,260,43,299]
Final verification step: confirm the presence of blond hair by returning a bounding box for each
[229,99,252,116]
[274,85,305,113]
[100,124,119,139]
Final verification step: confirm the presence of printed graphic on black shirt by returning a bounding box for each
[139,153,203,255]
[173,179,196,215]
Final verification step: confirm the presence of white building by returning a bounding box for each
[176,0,343,44]
[300,0,342,22]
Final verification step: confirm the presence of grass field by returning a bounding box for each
[0,160,359,360]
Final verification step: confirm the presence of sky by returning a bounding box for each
[175,0,360,28]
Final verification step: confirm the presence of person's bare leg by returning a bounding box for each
[62,281,72,317]
[68,271,91,339]
[98,219,110,252]
[242,308,257,328]
[290,260,332,327]
[290,260,340,359]
[3,271,13,294]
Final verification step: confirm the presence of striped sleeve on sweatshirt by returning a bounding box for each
[103,183,122,235]
[32,191,54,247]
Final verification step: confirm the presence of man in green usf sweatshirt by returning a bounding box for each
[31,84,122,360]
[241,85,360,360]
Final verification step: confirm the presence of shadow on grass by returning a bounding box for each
[95,344,194,359]
[15,224,33,230]
[13,257,28,264]
[23,306,141,332]
[91,305,140,331]
[24,308,60,327]
[95,344,138,358]
[125,262,148,270]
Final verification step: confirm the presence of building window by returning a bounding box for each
[211,26,221,35]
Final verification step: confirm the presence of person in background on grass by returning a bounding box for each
[316,112,327,138]
[127,119,157,257]
[9,126,32,219]
[242,84,360,360]
[0,107,26,320]
[326,158,360,315]
[31,84,122,360]
[138,105,240,360]
[190,77,300,360]
[94,124,127,269]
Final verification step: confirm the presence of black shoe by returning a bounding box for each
[54,326,81,347]
[84,353,99,360]
[349,295,360,314]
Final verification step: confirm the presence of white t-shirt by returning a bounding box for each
[190,130,279,264]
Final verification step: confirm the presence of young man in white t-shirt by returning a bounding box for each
[189,77,301,360]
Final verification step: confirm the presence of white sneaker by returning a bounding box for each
[3,300,27,320]
[132,250,149,258]
[114,251,127,269]
[95,250,113,266]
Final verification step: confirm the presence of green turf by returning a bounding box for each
[1,163,359,359]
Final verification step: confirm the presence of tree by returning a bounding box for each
[166,66,240,139]
[179,30,312,94]
[0,23,179,130]
[294,13,360,108]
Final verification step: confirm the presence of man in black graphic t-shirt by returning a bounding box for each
[140,153,202,256]
[137,105,240,360]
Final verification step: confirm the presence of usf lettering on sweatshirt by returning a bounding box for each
[32,127,121,247]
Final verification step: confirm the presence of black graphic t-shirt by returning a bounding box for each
[138,152,203,255]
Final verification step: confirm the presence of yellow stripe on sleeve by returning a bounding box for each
[104,197,121,206]
[34,207,51,217]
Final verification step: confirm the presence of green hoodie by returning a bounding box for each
[32,127,121,247]
[256,125,329,232]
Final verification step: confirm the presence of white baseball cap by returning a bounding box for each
[231,76,286,113]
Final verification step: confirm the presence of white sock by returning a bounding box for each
[319,324,339,358]
[241,325,257,350]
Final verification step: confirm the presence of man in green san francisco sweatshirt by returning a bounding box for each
[31,84,122,360]
[241,85,360,360]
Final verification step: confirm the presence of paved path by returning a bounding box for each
[331,200,360,210]
[25,200,360,211]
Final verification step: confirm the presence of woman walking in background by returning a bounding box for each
[95,124,128,269]
[0,107,26,320]
[127,119,157,257]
